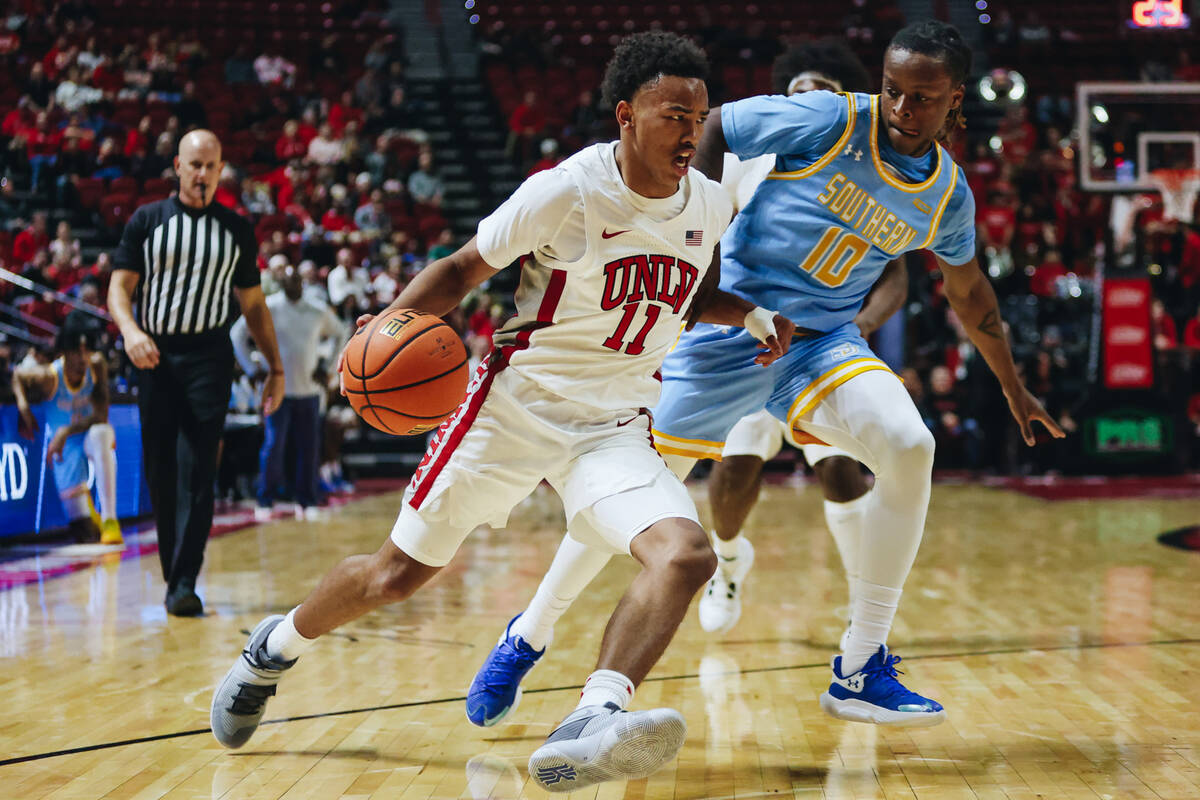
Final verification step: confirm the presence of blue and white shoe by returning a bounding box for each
[465,615,546,726]
[818,645,945,727]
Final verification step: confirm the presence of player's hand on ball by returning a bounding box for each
[337,313,376,396]
[1004,384,1066,446]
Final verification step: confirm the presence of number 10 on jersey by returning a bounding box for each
[800,226,871,288]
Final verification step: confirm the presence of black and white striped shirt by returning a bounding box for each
[112,197,259,337]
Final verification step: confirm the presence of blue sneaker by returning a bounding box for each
[466,615,546,727]
[818,645,945,727]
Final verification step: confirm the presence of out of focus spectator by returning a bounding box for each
[528,138,562,177]
[48,221,80,263]
[1182,305,1200,350]
[224,43,256,84]
[1151,299,1179,351]
[506,89,545,166]
[327,247,372,314]
[407,148,442,206]
[427,228,455,261]
[370,255,406,306]
[254,48,296,89]
[307,123,345,166]
[13,211,49,265]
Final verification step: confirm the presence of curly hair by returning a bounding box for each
[600,31,709,109]
[887,20,974,142]
[770,39,872,95]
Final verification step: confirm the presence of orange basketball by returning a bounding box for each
[340,308,470,436]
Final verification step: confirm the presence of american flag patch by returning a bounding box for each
[685,230,703,246]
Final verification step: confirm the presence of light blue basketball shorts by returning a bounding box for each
[52,432,89,494]
[652,321,895,460]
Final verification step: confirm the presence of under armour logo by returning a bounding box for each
[843,143,862,160]
[537,764,578,784]
[834,673,865,693]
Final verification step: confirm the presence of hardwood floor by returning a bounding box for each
[2,479,1198,799]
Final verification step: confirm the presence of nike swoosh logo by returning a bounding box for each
[616,416,638,427]
[602,228,631,239]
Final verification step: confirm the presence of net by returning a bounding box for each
[1148,168,1200,223]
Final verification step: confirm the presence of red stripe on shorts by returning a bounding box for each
[407,268,567,509]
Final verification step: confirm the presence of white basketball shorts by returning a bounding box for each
[720,408,854,465]
[392,364,699,567]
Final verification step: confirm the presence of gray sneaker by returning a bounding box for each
[528,703,687,792]
[210,615,297,748]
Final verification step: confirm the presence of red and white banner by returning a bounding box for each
[1103,278,1153,389]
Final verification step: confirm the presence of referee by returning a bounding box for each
[108,129,285,617]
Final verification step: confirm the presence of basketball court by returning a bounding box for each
[2,477,1198,799]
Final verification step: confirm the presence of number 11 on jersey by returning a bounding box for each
[603,302,662,355]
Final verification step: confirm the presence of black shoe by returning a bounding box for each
[165,583,204,617]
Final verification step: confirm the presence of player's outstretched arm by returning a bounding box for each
[691,105,727,181]
[938,254,1065,446]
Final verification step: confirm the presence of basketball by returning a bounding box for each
[340,308,470,436]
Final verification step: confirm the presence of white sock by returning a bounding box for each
[84,424,117,521]
[824,491,871,608]
[576,669,634,710]
[510,535,611,651]
[841,580,902,674]
[509,591,571,652]
[266,608,317,662]
[712,530,741,561]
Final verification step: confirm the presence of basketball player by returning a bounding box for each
[464,39,905,729]
[696,41,909,636]
[210,32,793,793]
[467,21,1066,731]
[11,318,122,545]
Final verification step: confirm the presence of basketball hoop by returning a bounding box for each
[1148,168,1200,223]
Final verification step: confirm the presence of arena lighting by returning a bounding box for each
[469,13,479,23]
[1092,104,1110,123]
[989,135,1002,151]
[978,68,1025,103]
[979,13,991,23]
[976,0,987,8]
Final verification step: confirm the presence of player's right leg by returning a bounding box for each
[805,447,872,647]
[83,423,122,545]
[698,410,781,633]
[212,365,549,748]
[53,433,100,542]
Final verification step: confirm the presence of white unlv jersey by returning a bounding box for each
[721,152,774,212]
[490,143,732,411]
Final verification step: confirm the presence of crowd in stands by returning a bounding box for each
[2,2,1199,488]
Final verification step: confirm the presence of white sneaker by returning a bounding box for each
[698,536,755,634]
[303,506,328,521]
[528,703,686,792]
[253,506,273,523]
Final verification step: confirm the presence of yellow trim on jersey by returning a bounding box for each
[765,92,857,182]
[651,429,725,450]
[61,364,85,394]
[784,357,897,424]
[868,95,943,193]
[917,162,960,251]
[655,442,724,461]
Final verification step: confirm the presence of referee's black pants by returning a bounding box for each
[138,335,234,595]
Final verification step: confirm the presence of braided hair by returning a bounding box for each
[771,39,872,95]
[887,20,973,143]
[600,31,709,110]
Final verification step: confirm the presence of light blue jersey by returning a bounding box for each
[46,358,94,492]
[720,90,975,332]
[652,91,978,456]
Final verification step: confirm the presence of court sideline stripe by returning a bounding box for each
[4,636,1197,767]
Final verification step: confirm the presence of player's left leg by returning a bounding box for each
[786,368,943,727]
[805,447,872,646]
[83,423,121,545]
[528,458,711,792]
[698,410,782,634]
[53,433,99,542]
[466,452,697,727]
